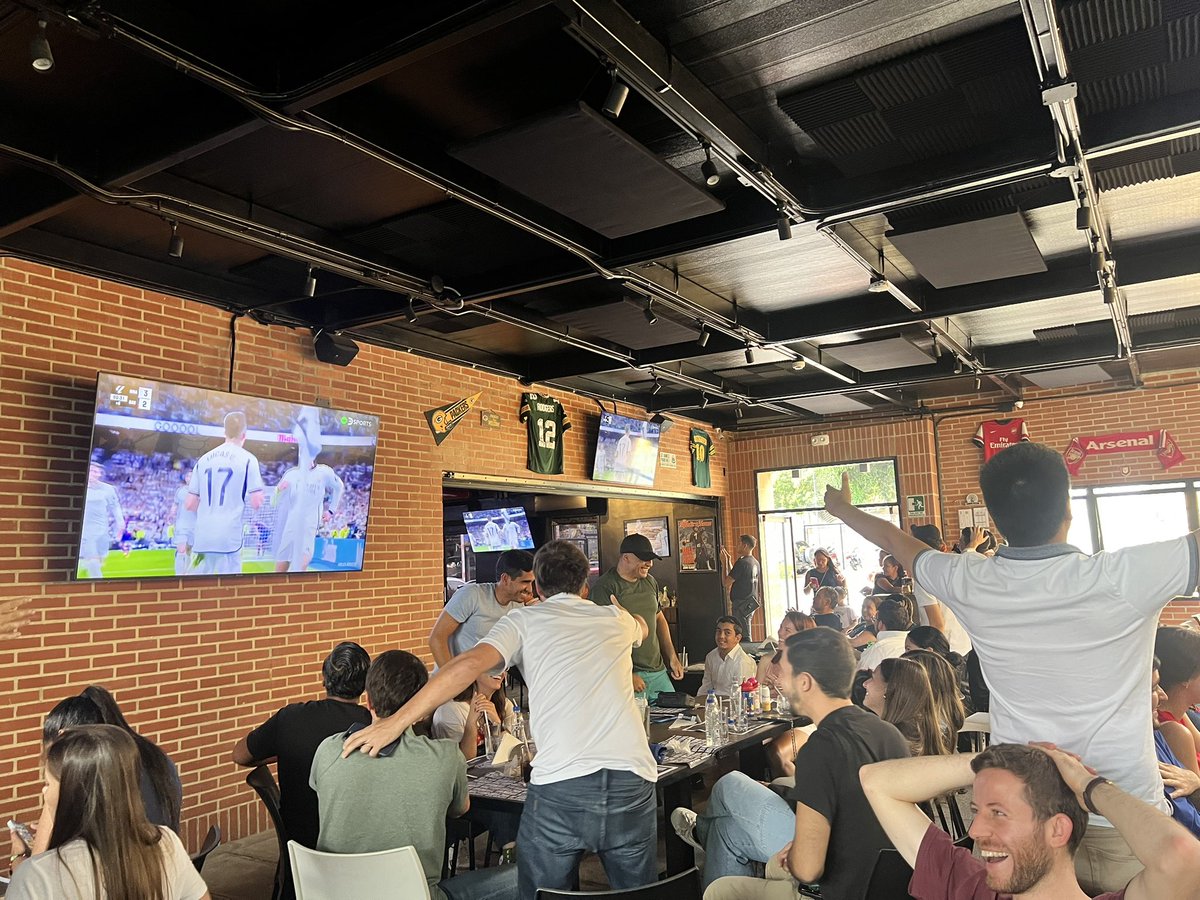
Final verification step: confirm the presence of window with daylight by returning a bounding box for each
[755,459,901,630]
[1068,481,1199,559]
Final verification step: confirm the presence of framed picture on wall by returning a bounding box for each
[678,518,717,572]
[623,516,671,559]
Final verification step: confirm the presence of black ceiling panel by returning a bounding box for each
[777,20,1042,178]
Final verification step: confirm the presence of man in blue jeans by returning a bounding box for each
[672,627,909,898]
[343,540,658,900]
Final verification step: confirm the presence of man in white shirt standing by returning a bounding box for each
[344,540,658,900]
[823,441,1200,894]
[698,616,756,697]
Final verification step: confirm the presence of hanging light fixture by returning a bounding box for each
[696,322,710,348]
[744,343,755,364]
[167,222,184,259]
[603,65,629,118]
[304,265,318,298]
[643,299,658,325]
[701,144,720,187]
[776,205,792,241]
[30,20,54,72]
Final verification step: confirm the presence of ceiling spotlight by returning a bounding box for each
[304,265,318,298]
[791,358,806,371]
[603,66,629,118]
[167,222,184,259]
[696,323,711,348]
[776,206,793,241]
[744,344,755,364]
[30,20,53,72]
[643,300,658,325]
[700,393,710,408]
[868,275,890,293]
[735,405,745,420]
[701,144,720,187]
[405,298,418,323]
[1103,282,1120,305]
[954,359,964,375]
[651,377,662,396]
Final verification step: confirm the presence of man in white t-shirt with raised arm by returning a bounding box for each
[186,410,264,576]
[823,442,1200,895]
[344,540,657,900]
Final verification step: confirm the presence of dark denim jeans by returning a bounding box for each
[516,769,657,900]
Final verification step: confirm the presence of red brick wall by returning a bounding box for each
[935,372,1200,626]
[0,258,725,849]
[728,373,1200,634]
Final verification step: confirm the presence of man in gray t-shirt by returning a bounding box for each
[429,549,534,669]
[310,650,517,900]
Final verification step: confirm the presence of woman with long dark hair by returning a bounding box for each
[901,649,966,747]
[8,725,208,899]
[431,669,514,758]
[863,657,945,757]
[801,548,843,596]
[41,686,182,834]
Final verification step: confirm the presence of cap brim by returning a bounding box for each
[634,552,661,561]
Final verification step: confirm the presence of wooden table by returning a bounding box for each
[467,713,794,875]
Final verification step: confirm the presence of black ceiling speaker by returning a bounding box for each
[313,330,359,366]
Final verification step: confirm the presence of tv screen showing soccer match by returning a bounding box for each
[462,507,535,552]
[592,412,660,486]
[76,373,380,580]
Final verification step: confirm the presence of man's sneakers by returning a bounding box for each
[670,807,704,852]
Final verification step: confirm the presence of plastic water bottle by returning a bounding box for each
[704,691,720,749]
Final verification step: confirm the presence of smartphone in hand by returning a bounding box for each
[8,819,34,851]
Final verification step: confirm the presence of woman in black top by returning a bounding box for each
[873,555,907,594]
[802,548,844,595]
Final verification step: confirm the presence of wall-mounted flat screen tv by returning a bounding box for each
[592,412,660,486]
[462,507,535,552]
[77,373,380,579]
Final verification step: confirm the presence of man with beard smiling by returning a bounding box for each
[860,743,1200,899]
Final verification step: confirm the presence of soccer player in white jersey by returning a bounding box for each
[186,410,264,575]
[501,511,522,549]
[170,469,197,576]
[79,462,125,578]
[273,407,344,572]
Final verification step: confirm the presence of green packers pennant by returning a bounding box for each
[425,392,481,445]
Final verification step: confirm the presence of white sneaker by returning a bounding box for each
[670,807,704,851]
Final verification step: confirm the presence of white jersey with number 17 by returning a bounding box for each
[188,443,264,553]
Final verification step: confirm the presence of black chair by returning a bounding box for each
[246,765,292,900]
[190,824,222,874]
[861,836,974,900]
[535,867,701,899]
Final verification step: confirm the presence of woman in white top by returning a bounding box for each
[8,724,209,900]
[431,669,516,759]
[430,669,520,848]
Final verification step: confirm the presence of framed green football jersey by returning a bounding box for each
[519,392,571,474]
[690,428,714,488]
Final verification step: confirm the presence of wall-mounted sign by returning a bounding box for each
[480,409,501,429]
[659,451,678,469]
[905,494,926,516]
[424,392,481,445]
[1063,429,1185,475]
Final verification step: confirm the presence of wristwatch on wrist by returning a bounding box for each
[1082,775,1114,814]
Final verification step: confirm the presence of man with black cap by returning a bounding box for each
[909,524,971,654]
[591,533,684,703]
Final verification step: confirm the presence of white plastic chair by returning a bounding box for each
[288,841,431,900]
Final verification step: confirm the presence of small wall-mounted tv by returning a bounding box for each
[463,507,535,552]
[593,412,660,486]
[77,373,380,579]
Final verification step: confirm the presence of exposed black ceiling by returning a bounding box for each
[1,0,1198,430]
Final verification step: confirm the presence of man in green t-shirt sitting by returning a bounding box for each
[591,533,684,703]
